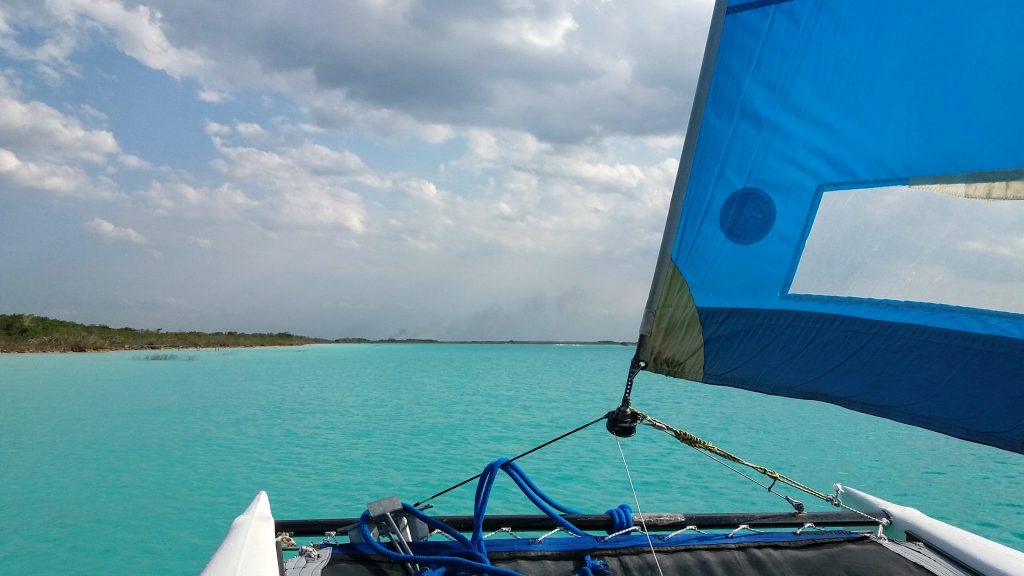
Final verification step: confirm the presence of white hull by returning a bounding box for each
[840,486,1024,576]
[202,491,280,576]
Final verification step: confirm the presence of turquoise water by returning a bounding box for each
[1,344,1021,574]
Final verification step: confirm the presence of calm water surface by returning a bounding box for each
[1,344,1021,574]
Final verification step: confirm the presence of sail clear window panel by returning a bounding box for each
[788,184,1024,314]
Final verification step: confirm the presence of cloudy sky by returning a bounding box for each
[0,0,713,340]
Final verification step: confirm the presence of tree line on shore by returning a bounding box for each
[0,314,325,353]
[1,314,635,353]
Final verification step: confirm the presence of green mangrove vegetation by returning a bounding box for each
[0,314,326,353]
[1,314,637,353]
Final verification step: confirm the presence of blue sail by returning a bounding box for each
[637,0,1024,453]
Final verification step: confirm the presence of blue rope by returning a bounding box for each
[471,459,505,556]
[603,504,633,535]
[574,555,610,576]
[502,461,581,514]
[474,459,588,549]
[401,504,484,562]
[357,458,628,576]
[357,511,520,576]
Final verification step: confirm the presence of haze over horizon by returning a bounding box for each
[0,1,715,341]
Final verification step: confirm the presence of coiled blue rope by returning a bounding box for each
[357,458,629,575]
[603,504,633,535]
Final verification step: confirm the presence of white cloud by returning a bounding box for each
[0,93,120,163]
[0,6,81,81]
[76,103,109,126]
[145,130,371,235]
[48,0,207,79]
[0,147,114,198]
[197,88,229,103]
[3,1,712,144]
[0,77,128,199]
[305,90,457,144]
[204,132,372,233]
[84,217,146,244]
[491,12,578,51]
[403,179,442,206]
[0,0,210,95]
[269,187,366,234]
[118,154,150,170]
[438,127,675,256]
[289,143,367,176]
[204,120,231,137]
[213,142,363,181]
[189,236,213,249]
[18,0,706,142]
[235,122,266,138]
[146,181,257,221]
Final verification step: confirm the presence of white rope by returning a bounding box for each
[795,523,822,535]
[483,527,523,540]
[726,524,763,538]
[830,485,890,526]
[615,436,665,576]
[531,527,577,543]
[599,526,641,541]
[659,525,705,540]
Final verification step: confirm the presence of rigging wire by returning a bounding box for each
[411,402,885,540]
[614,435,666,576]
[637,409,833,499]
[684,441,806,511]
[413,413,610,508]
[632,408,889,525]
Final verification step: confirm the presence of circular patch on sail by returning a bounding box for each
[719,187,776,245]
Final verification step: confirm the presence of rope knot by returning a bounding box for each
[604,504,633,534]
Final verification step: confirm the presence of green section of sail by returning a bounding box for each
[639,265,705,381]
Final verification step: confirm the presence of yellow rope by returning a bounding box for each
[632,408,834,504]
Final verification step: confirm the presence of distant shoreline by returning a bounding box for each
[0,314,635,353]
[1,340,636,354]
[0,343,314,354]
[332,338,635,345]
[0,313,326,354]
